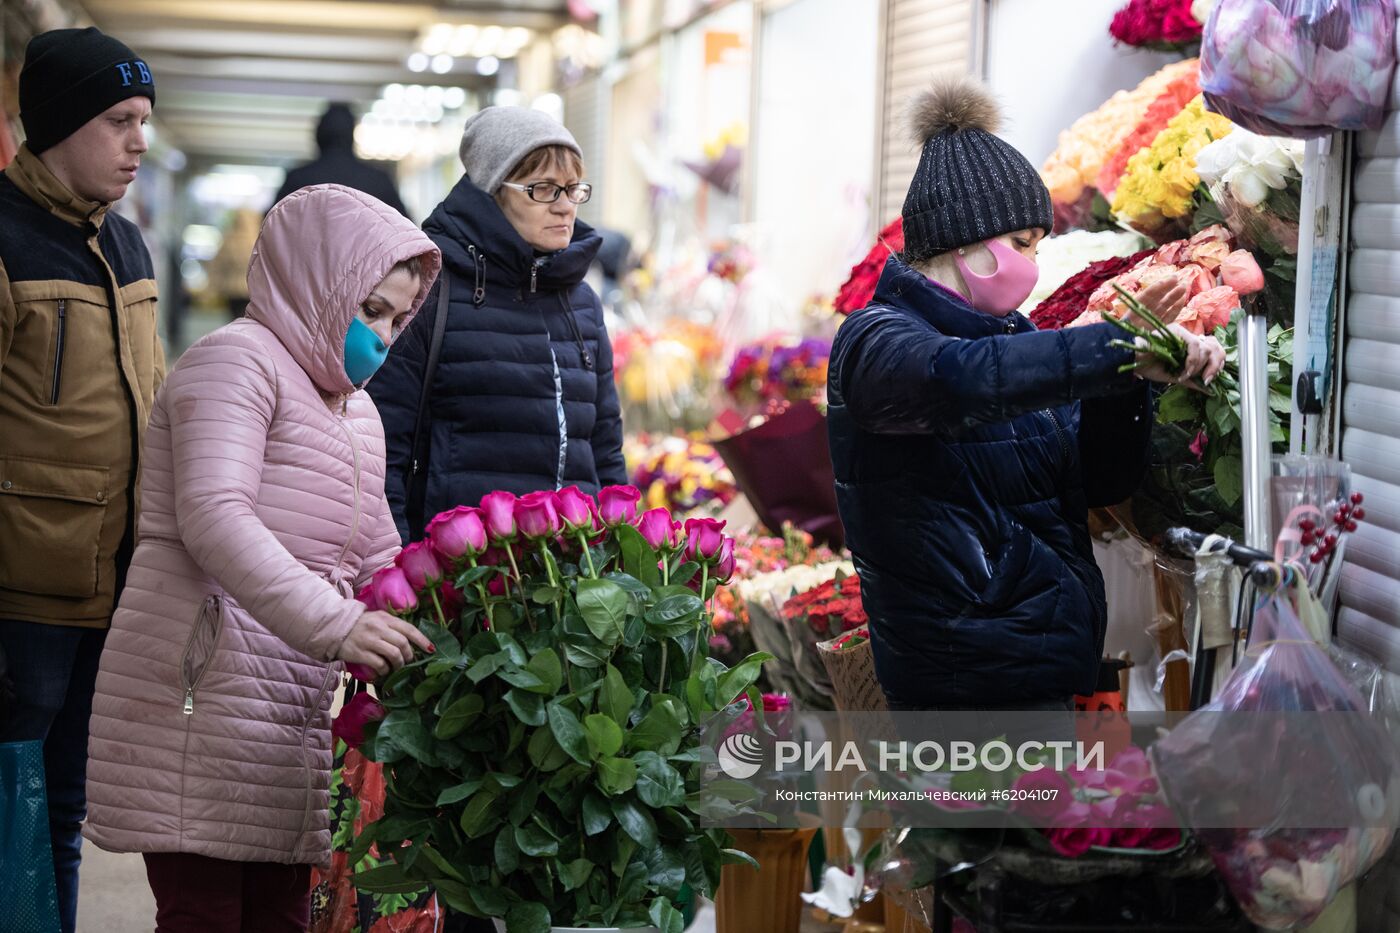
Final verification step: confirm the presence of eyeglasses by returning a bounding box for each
[501,181,593,204]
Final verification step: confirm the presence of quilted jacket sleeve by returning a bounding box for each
[356,493,402,591]
[166,335,365,662]
[831,308,1139,435]
[588,304,628,487]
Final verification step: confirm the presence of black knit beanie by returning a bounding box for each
[19,27,156,154]
[900,77,1052,262]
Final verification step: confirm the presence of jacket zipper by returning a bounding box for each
[1045,408,1071,462]
[531,256,547,294]
[179,596,224,714]
[334,418,363,572]
[50,300,67,405]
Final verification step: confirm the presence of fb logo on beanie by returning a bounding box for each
[115,61,153,87]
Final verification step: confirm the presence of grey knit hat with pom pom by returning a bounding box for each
[901,77,1053,261]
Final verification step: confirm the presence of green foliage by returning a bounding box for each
[351,530,768,932]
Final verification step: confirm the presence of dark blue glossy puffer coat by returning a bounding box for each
[827,257,1153,709]
[369,177,627,543]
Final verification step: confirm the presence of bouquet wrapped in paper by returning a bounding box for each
[1195,127,1304,256]
[1200,0,1397,137]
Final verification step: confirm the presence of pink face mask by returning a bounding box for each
[953,238,1041,317]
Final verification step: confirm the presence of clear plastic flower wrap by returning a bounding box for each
[1195,128,1304,256]
[1151,586,1400,929]
[1200,0,1398,137]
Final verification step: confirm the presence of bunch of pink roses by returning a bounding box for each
[1010,747,1184,857]
[343,484,737,693]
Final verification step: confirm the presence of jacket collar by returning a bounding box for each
[6,144,111,230]
[423,174,601,296]
[870,255,1035,337]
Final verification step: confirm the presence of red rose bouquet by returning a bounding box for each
[1110,0,1204,51]
[1029,249,1155,331]
[834,217,904,315]
[780,571,867,639]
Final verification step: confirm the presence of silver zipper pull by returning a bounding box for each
[531,263,539,293]
[183,689,195,715]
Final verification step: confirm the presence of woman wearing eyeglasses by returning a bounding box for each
[369,107,626,543]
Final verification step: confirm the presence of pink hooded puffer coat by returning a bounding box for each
[84,185,441,866]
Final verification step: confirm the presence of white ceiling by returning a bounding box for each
[79,0,569,164]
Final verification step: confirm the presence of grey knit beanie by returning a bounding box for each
[459,106,583,194]
[900,77,1052,261]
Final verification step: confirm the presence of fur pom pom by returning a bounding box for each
[908,77,1002,143]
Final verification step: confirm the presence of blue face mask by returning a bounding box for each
[343,317,388,386]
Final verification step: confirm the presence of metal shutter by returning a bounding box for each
[875,0,978,222]
[1340,66,1400,674]
[563,74,607,227]
[1344,27,1400,932]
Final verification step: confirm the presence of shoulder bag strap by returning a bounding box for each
[406,273,451,539]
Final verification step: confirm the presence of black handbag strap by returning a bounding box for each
[406,273,450,537]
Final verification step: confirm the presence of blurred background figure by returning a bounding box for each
[272,103,407,215]
[206,207,259,320]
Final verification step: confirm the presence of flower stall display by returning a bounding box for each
[1040,59,1203,228]
[1152,582,1400,929]
[628,433,737,517]
[1111,96,1235,236]
[613,321,723,435]
[336,486,769,932]
[710,525,840,670]
[1096,63,1203,201]
[1199,0,1398,138]
[723,336,830,409]
[1019,230,1149,313]
[1110,0,1207,52]
[735,559,855,708]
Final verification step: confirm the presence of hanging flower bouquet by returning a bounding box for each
[1194,126,1304,257]
[335,486,769,932]
[1109,0,1206,52]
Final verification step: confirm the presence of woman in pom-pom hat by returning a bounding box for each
[827,78,1225,712]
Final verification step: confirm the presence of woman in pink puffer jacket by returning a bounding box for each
[84,184,442,932]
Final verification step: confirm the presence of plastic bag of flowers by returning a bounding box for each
[1151,585,1400,929]
[1199,0,1398,137]
[1195,126,1304,256]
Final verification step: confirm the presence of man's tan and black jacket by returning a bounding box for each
[0,145,165,627]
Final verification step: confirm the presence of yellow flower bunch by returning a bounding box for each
[1040,59,1200,206]
[1112,96,1234,230]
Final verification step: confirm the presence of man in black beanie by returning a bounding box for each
[0,27,164,933]
[273,102,408,215]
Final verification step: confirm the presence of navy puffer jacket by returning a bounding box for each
[369,177,627,542]
[827,257,1153,709]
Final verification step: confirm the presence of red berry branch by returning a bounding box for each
[1299,492,1365,572]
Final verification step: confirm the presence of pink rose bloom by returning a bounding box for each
[1009,768,1074,823]
[372,566,418,614]
[1176,286,1238,335]
[1111,823,1153,849]
[1067,310,1105,328]
[1189,224,1234,246]
[683,517,727,563]
[554,486,598,533]
[1220,249,1265,295]
[714,538,737,583]
[1154,241,1188,265]
[344,662,377,682]
[1046,826,1111,858]
[515,490,562,540]
[426,506,488,562]
[396,540,444,592]
[1189,430,1208,461]
[332,692,385,749]
[636,508,679,551]
[480,491,518,542]
[355,583,381,612]
[1187,240,1232,272]
[598,485,642,527]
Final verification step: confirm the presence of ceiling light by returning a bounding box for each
[406,84,425,103]
[444,86,467,109]
[476,56,500,76]
[507,27,531,47]
[431,54,454,74]
[385,83,405,101]
[482,25,504,43]
[494,89,522,107]
[407,53,429,73]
